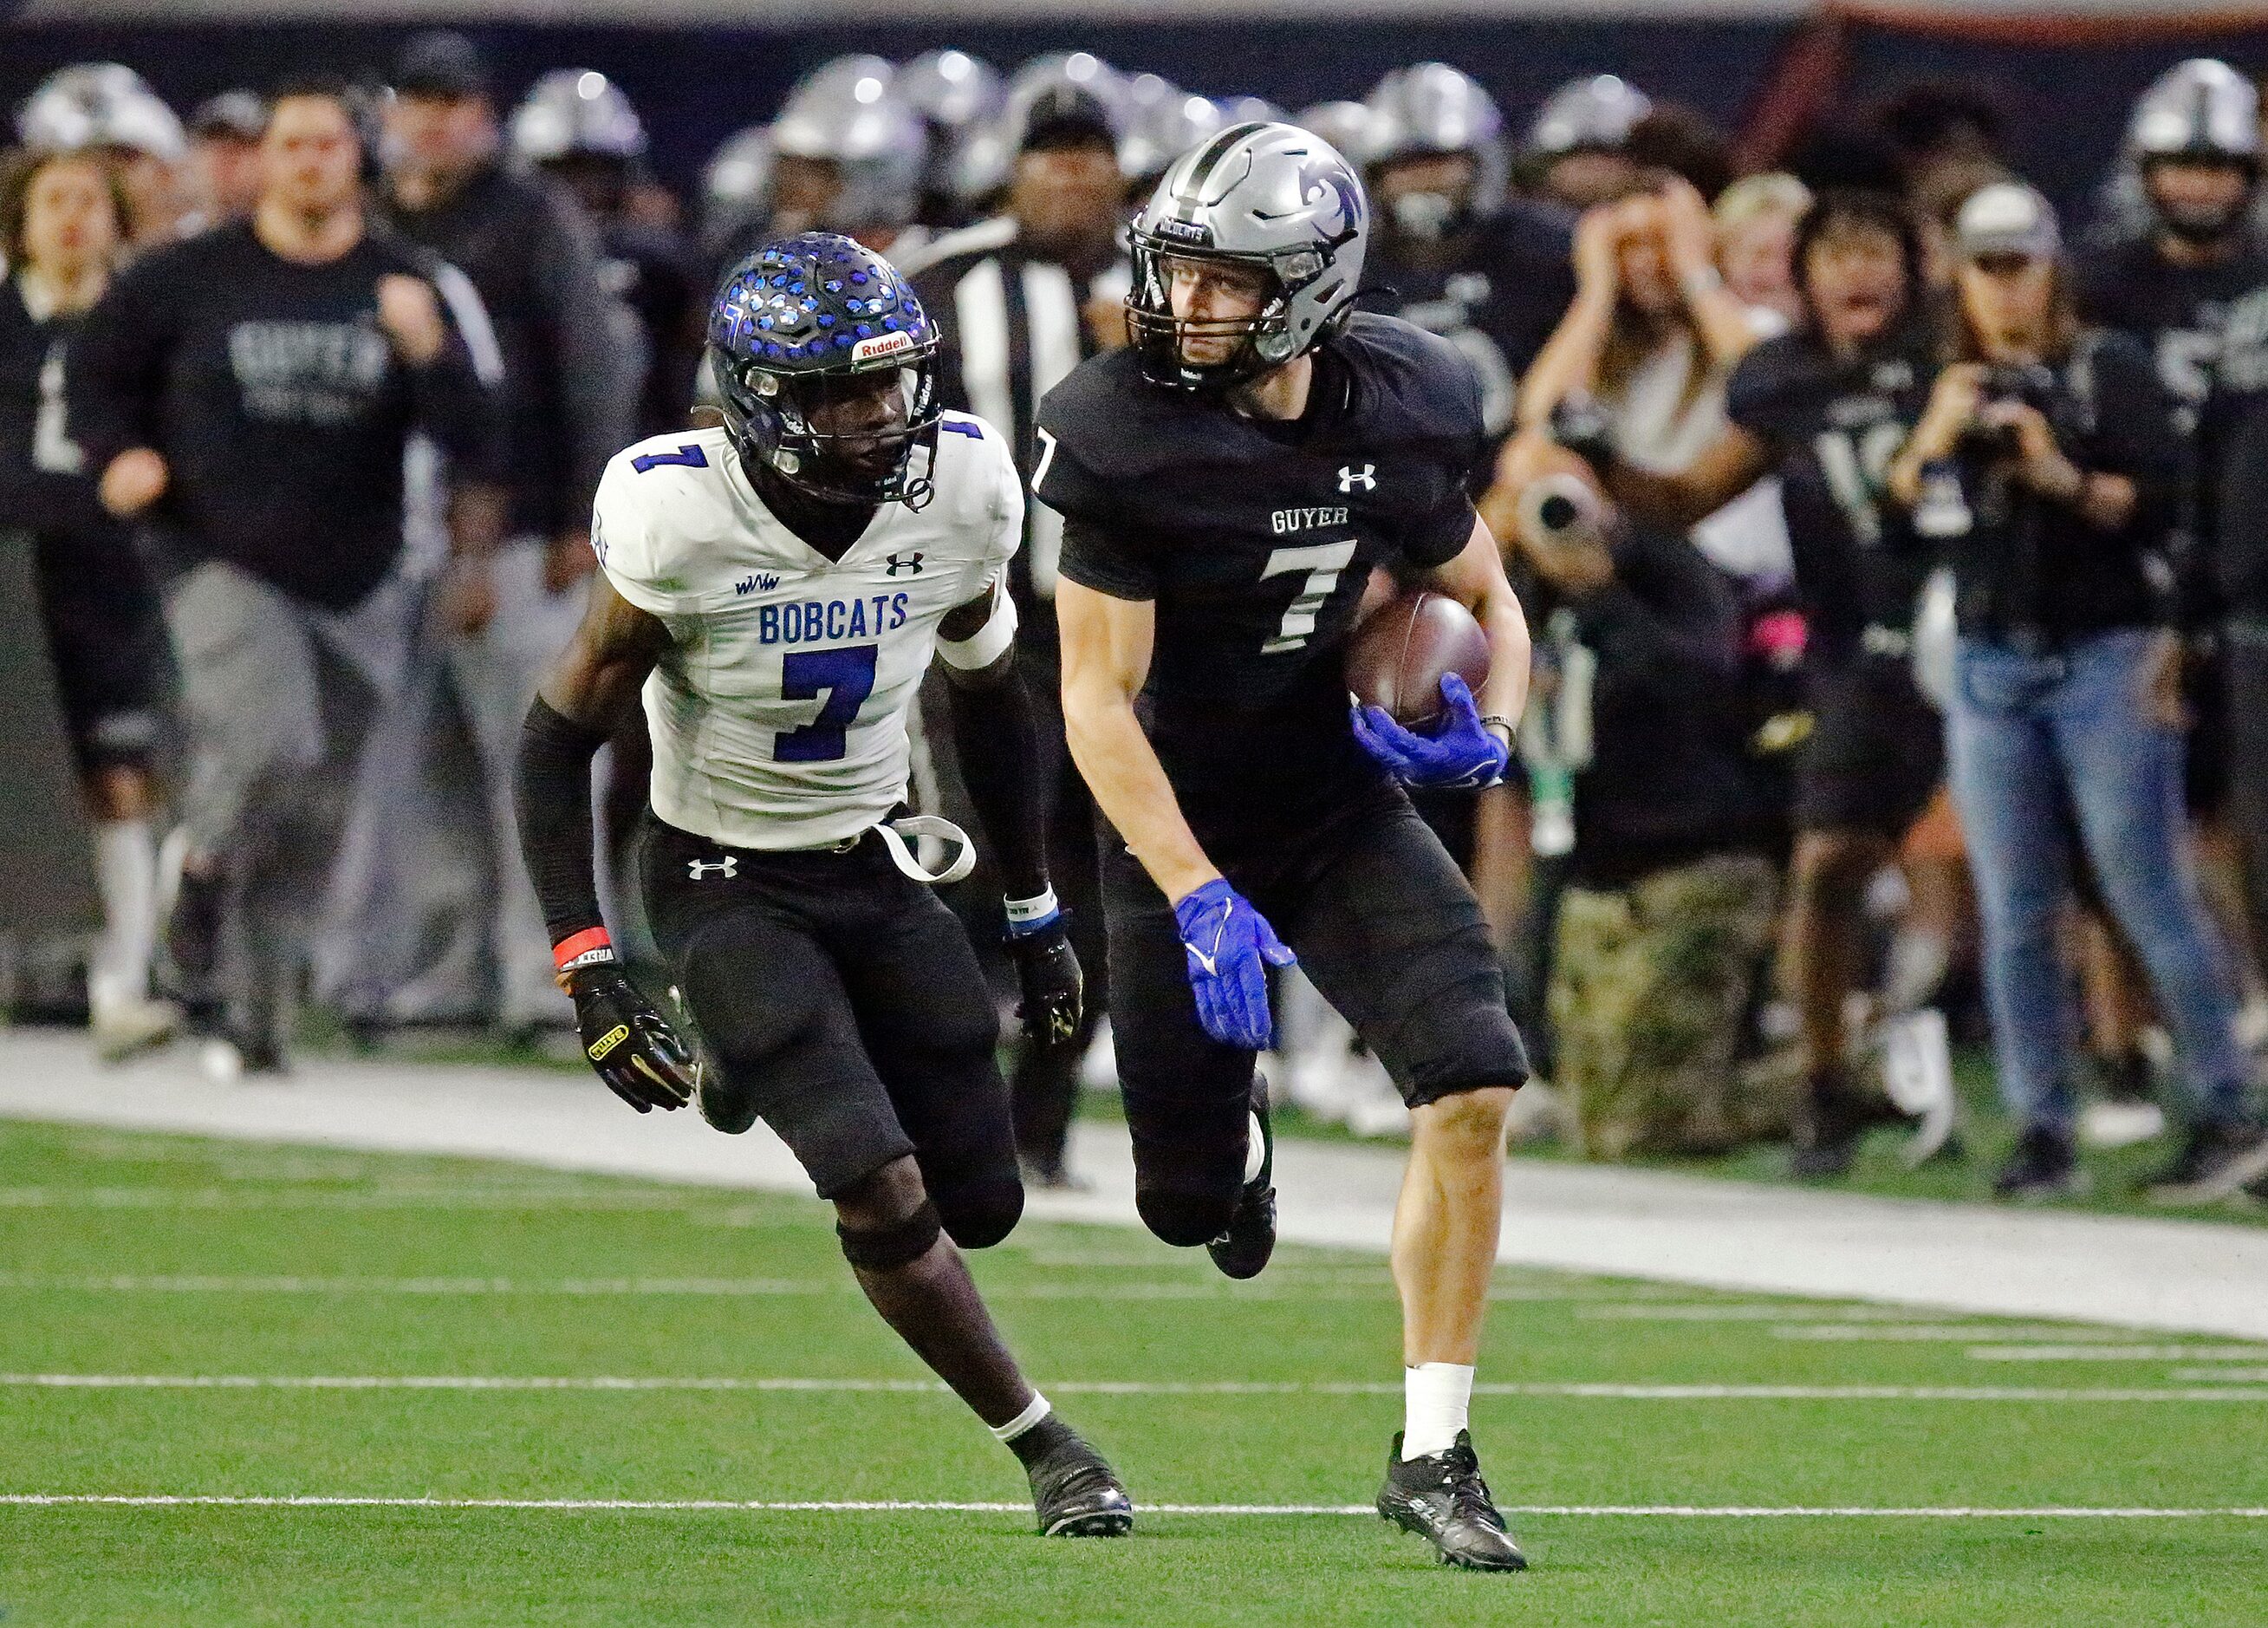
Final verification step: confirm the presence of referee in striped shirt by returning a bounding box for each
[908,79,1131,1187]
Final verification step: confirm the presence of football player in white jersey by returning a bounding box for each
[512,233,1133,1537]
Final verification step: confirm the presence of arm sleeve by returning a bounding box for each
[66,256,172,469]
[514,695,610,947]
[535,186,640,522]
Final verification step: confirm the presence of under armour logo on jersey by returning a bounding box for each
[885,552,926,576]
[687,856,739,882]
[1338,464,1376,493]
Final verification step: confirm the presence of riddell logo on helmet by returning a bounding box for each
[853,331,917,364]
[1154,217,1212,246]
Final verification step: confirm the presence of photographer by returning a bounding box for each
[1509,457,1782,1158]
[1888,183,2265,1201]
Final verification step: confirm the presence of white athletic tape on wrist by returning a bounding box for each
[935,592,1019,671]
[874,816,978,886]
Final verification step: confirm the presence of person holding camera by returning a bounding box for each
[1888,182,2266,1201]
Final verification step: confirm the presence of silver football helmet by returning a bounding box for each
[954,52,1129,205]
[770,55,926,234]
[18,62,186,161]
[1295,101,1375,165]
[510,68,647,166]
[1128,120,1368,392]
[2126,59,2260,241]
[1361,64,1509,229]
[898,50,1005,203]
[1527,74,1650,158]
[1120,82,1222,194]
[2129,58,2259,163]
[701,124,774,252]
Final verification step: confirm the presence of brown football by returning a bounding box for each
[1343,589,1491,729]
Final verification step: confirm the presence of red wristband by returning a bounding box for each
[552,927,614,974]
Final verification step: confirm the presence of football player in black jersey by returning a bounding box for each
[1042,122,1533,1572]
[2076,61,2268,1118]
[0,147,175,1060]
[1584,190,1939,1175]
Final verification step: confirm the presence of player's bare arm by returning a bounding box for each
[936,576,1084,1046]
[1603,420,1771,532]
[1420,514,1532,732]
[514,571,696,1113]
[1056,577,1221,902]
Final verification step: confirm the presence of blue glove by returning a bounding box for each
[1350,673,1511,790]
[1173,879,1296,1052]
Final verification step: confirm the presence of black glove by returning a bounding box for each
[567,965,699,1113]
[1006,915,1083,1048]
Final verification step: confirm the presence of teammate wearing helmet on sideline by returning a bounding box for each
[2075,60,2268,1104]
[512,231,1130,1539]
[1043,122,1534,1571]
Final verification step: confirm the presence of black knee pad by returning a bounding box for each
[935,1178,1024,1251]
[837,1198,942,1270]
[1135,1182,1238,1249]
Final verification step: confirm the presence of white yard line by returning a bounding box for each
[3,1032,2266,1338]
[0,1272,1599,1305]
[1773,1324,2133,1343]
[3,1494,2265,1519]
[1965,1345,2268,1363]
[6,1373,2265,1402]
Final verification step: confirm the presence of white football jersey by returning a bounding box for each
[592,414,1022,849]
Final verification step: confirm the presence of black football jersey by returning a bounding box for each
[2075,234,2268,435]
[1036,311,1485,831]
[1364,202,1578,448]
[0,277,106,538]
[1727,325,1935,661]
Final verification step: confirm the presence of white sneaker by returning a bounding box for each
[89,995,179,1065]
[2081,1098,2167,1150]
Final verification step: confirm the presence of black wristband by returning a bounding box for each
[514,695,612,946]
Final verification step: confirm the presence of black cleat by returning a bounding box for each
[1206,1081,1276,1280]
[1790,1071,1907,1178]
[1993,1124,2087,1201]
[1377,1430,1527,1572]
[1024,1426,1134,1538]
[2147,1117,2268,1205]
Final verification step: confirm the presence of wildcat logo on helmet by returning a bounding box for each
[853,329,919,364]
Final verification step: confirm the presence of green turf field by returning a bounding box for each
[1,1119,2264,1626]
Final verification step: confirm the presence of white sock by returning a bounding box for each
[1401,1362,1474,1460]
[989,1391,1053,1444]
[1244,1111,1267,1183]
[89,818,158,1012]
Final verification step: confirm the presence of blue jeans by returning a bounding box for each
[1947,628,2250,1134]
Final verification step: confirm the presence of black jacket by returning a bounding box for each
[384,161,635,538]
[1554,528,1769,889]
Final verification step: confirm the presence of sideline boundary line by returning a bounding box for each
[6,1373,2266,1402]
[5,1494,2266,1519]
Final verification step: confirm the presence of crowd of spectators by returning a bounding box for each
[6,33,2268,1206]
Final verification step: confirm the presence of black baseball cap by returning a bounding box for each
[1017,85,1120,154]
[393,31,491,101]
[190,90,267,142]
